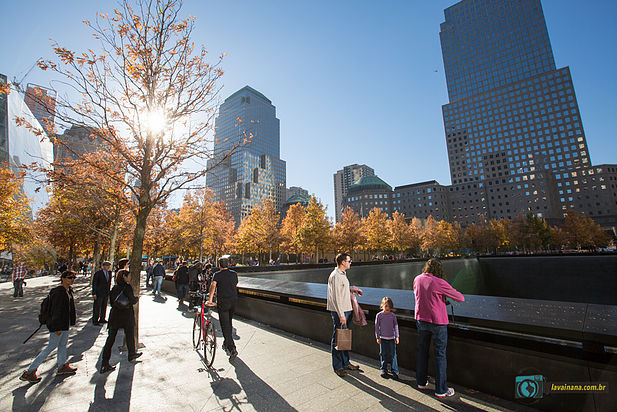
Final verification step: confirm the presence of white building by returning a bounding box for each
[1,75,53,217]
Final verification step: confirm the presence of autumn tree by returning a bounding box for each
[237,199,281,261]
[408,217,424,256]
[510,213,552,252]
[487,218,511,253]
[363,207,391,256]
[173,189,220,259]
[281,203,306,263]
[22,0,247,344]
[142,206,172,260]
[13,225,57,272]
[298,197,331,263]
[422,216,459,256]
[232,213,259,259]
[332,206,365,259]
[561,211,609,249]
[388,211,411,257]
[0,168,32,251]
[204,201,235,260]
[45,150,132,268]
[463,222,490,254]
[36,185,90,262]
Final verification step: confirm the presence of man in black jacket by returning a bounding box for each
[152,260,165,296]
[207,257,238,361]
[20,271,78,383]
[92,261,112,325]
[174,261,190,306]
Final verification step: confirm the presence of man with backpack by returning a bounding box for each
[20,271,78,383]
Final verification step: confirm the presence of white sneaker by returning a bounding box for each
[436,387,455,398]
[418,381,429,390]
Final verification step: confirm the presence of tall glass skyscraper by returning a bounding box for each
[206,86,286,226]
[440,0,593,225]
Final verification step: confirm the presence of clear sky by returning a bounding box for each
[2,0,616,220]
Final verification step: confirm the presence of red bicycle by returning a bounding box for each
[192,289,216,367]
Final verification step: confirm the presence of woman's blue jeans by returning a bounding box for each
[416,320,448,395]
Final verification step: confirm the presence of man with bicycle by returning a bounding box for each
[207,256,238,361]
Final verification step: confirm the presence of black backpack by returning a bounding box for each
[39,293,51,324]
[23,292,51,344]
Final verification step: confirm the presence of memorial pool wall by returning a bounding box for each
[240,255,617,305]
[162,254,617,411]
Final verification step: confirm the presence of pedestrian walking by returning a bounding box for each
[174,261,189,306]
[327,253,363,377]
[12,261,27,297]
[19,271,78,383]
[207,256,238,361]
[375,297,399,380]
[100,269,142,373]
[145,260,154,287]
[92,261,112,325]
[152,260,165,296]
[413,258,465,398]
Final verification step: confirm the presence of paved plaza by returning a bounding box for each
[0,275,534,411]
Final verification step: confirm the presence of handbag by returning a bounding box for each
[335,325,352,351]
[113,290,131,309]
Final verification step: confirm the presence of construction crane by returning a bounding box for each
[12,58,42,91]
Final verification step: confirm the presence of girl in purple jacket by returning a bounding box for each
[375,297,400,379]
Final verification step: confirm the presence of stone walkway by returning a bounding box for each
[0,274,534,411]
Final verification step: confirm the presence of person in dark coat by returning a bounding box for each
[100,269,142,373]
[174,261,190,306]
[145,260,154,288]
[92,261,112,325]
[20,271,78,383]
[207,257,238,361]
[152,260,166,296]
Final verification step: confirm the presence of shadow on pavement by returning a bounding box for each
[348,372,491,412]
[11,373,74,411]
[152,294,167,304]
[88,356,136,412]
[230,358,297,411]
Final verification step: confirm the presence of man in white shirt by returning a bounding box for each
[327,253,363,377]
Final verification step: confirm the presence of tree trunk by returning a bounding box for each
[92,236,101,286]
[129,204,150,348]
[68,242,74,267]
[108,213,119,265]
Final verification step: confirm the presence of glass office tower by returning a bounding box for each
[206,86,286,226]
[440,0,592,225]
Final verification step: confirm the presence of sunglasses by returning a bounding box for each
[65,276,76,279]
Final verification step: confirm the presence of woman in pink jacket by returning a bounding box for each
[413,258,464,398]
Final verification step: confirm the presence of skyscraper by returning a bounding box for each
[333,164,375,222]
[440,0,594,225]
[206,86,286,226]
[24,83,57,131]
[54,125,104,163]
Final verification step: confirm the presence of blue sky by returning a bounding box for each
[2,0,616,220]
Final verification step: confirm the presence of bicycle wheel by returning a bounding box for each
[192,314,202,350]
[203,320,217,368]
